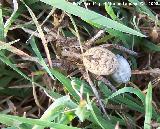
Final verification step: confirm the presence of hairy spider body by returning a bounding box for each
[83,47,118,75]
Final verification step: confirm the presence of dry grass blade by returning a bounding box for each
[132,68,160,75]
[0,40,38,62]
[24,8,56,44]
[0,39,19,50]
[32,75,45,111]
[22,1,53,68]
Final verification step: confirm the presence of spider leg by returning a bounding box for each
[96,75,117,92]
[100,44,138,56]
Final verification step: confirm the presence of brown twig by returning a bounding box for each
[31,74,45,111]
[0,40,39,62]
[132,68,160,75]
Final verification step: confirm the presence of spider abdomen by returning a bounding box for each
[83,47,118,75]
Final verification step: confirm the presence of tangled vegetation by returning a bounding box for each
[0,0,160,129]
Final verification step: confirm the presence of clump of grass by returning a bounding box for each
[0,0,160,129]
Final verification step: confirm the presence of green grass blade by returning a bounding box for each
[141,39,160,52]
[39,0,146,37]
[86,98,117,129]
[0,39,19,50]
[0,88,31,98]
[0,52,31,81]
[0,7,4,41]
[0,76,13,87]
[50,69,80,101]
[30,38,80,101]
[71,78,93,95]
[32,96,77,129]
[107,87,145,104]
[86,20,132,45]
[144,82,152,129]
[105,3,117,20]
[128,0,155,20]
[99,83,144,113]
[23,0,39,5]
[0,113,80,129]
[29,37,55,80]
[2,127,18,129]
[4,0,18,37]
[86,95,105,129]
